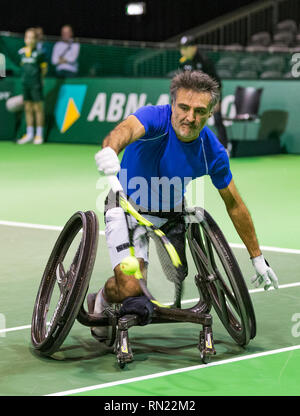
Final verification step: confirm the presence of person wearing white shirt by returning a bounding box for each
[51,25,80,77]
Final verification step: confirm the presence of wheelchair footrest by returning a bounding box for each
[114,314,139,368]
[115,329,133,368]
[198,326,216,364]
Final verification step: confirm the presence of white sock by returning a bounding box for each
[94,288,111,314]
[36,126,44,138]
[26,126,34,138]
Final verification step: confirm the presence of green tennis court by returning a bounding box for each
[0,142,299,396]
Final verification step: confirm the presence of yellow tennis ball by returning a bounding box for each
[120,256,139,275]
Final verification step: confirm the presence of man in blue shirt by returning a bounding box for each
[91,70,278,341]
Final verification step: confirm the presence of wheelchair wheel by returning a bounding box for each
[31,210,99,356]
[187,208,256,346]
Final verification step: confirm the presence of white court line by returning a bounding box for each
[0,220,64,232]
[230,242,300,255]
[0,322,50,335]
[0,220,105,235]
[2,281,300,336]
[0,324,31,334]
[1,219,299,254]
[46,343,300,396]
[178,281,300,306]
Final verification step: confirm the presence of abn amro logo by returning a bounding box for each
[55,84,87,133]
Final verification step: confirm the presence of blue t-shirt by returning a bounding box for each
[118,104,232,211]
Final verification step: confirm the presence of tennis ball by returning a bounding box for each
[120,256,139,275]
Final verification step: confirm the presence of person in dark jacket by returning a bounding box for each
[179,35,230,153]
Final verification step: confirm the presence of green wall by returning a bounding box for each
[0,77,299,153]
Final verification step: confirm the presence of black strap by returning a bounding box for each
[119,296,154,326]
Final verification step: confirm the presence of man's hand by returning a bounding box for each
[95,147,120,175]
[251,255,279,291]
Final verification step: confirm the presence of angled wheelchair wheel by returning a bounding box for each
[31,210,99,356]
[187,207,256,346]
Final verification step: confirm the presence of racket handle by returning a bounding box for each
[107,175,124,194]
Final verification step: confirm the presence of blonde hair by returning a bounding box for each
[25,28,37,38]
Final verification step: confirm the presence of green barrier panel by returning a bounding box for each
[1,76,299,154]
[0,34,294,79]
[0,34,179,78]
[0,79,16,139]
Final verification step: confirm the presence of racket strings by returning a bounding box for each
[148,229,182,285]
[123,209,183,303]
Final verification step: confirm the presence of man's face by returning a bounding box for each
[61,26,73,41]
[35,28,43,41]
[180,45,197,60]
[171,88,213,142]
[24,30,37,48]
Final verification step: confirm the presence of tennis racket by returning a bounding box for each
[107,175,183,308]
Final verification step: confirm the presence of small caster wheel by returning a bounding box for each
[118,360,126,369]
[198,327,216,364]
[200,351,211,364]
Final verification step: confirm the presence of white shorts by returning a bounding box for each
[105,207,168,271]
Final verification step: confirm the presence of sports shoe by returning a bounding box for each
[17,134,33,144]
[33,135,44,145]
[87,289,109,341]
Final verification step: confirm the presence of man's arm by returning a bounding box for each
[218,179,261,258]
[102,115,146,154]
[51,43,60,65]
[219,178,279,290]
[63,43,80,64]
[95,115,146,176]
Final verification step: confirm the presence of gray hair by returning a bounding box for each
[170,70,220,109]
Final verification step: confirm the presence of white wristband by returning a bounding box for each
[251,254,268,275]
[107,175,124,193]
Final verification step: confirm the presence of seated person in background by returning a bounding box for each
[17,27,47,145]
[36,26,46,53]
[51,24,80,78]
[179,35,230,154]
[35,26,51,63]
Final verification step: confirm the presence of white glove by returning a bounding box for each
[95,147,120,175]
[251,255,279,291]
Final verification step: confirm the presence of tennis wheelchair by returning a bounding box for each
[31,205,256,368]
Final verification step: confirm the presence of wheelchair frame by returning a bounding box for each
[31,208,256,368]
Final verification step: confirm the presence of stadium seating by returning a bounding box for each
[223,86,263,141]
[245,31,271,53]
[245,44,269,52]
[235,70,258,79]
[261,56,286,73]
[215,68,234,79]
[283,71,294,79]
[216,56,239,74]
[239,56,262,73]
[273,31,294,46]
[248,31,272,47]
[268,44,291,52]
[259,70,284,79]
[275,19,298,35]
[223,44,244,52]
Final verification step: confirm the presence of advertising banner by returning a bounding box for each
[1,77,299,154]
